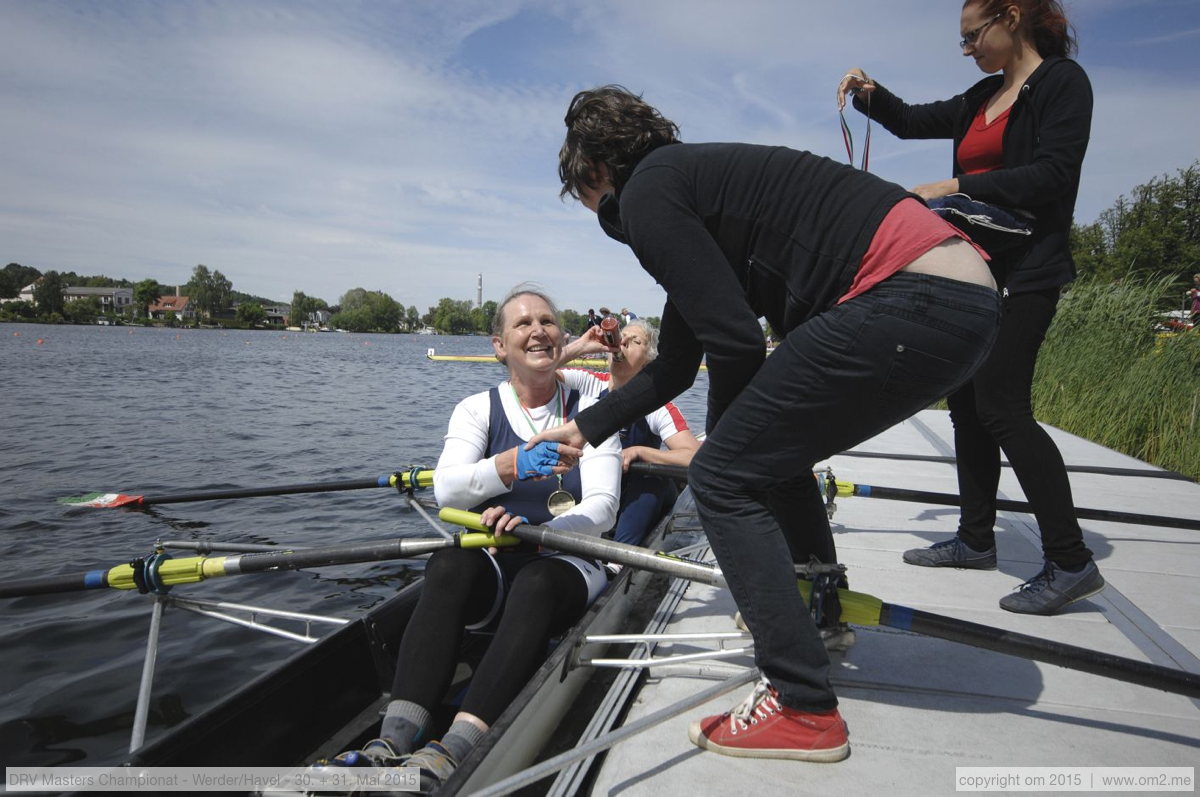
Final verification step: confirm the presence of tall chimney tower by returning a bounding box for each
[477,273,483,308]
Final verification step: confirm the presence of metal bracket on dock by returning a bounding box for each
[579,631,753,670]
[817,467,838,519]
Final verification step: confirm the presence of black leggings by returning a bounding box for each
[391,548,589,726]
[946,286,1093,568]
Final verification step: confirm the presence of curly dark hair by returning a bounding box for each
[558,85,681,200]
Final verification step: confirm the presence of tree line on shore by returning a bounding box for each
[3,162,1197,331]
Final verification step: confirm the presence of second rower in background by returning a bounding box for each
[560,319,700,547]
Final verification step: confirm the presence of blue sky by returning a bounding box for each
[2,1,1197,317]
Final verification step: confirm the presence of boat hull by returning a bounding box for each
[122,490,688,793]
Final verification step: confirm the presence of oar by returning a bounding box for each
[439,507,1200,698]
[838,449,1195,482]
[58,469,433,509]
[0,531,517,600]
[627,462,1200,531]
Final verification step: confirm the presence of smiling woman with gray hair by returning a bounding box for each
[329,285,621,791]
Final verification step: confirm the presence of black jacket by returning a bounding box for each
[574,142,910,443]
[854,57,1092,292]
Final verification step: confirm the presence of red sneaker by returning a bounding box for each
[688,680,849,762]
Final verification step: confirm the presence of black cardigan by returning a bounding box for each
[854,57,1092,293]
[574,142,910,444]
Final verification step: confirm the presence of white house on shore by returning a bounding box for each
[12,283,133,312]
[147,295,194,321]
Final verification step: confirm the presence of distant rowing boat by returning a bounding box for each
[426,348,708,371]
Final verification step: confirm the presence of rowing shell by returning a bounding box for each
[125,491,687,795]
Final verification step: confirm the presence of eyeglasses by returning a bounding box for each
[960,12,1003,50]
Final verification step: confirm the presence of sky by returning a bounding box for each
[2,1,1198,317]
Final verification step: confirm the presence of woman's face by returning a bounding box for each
[492,294,562,377]
[612,325,651,377]
[961,3,1014,74]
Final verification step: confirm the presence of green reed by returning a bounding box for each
[1032,276,1200,480]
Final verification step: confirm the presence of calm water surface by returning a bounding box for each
[0,323,709,765]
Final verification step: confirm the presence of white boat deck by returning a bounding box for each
[586,410,1199,796]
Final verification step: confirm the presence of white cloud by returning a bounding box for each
[1,0,1197,316]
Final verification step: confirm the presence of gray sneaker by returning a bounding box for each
[999,559,1105,615]
[325,736,404,767]
[903,537,997,570]
[405,740,458,794]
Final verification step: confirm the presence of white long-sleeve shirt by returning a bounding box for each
[433,382,622,536]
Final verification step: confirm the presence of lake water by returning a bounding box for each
[0,322,709,766]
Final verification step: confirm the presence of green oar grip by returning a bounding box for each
[440,508,521,547]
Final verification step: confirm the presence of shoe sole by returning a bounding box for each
[687,721,850,763]
[902,552,997,570]
[1000,579,1106,616]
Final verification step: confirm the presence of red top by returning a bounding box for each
[838,198,988,304]
[957,101,1010,175]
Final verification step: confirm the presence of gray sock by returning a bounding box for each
[438,719,486,764]
[380,700,430,755]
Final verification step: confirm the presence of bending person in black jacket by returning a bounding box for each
[839,0,1104,615]
[529,85,1000,763]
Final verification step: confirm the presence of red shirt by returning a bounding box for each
[957,101,1010,175]
[838,198,988,304]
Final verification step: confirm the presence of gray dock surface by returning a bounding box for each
[586,410,1199,796]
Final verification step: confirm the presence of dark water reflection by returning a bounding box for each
[0,323,709,765]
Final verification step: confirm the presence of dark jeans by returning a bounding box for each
[688,272,1000,711]
[946,287,1093,568]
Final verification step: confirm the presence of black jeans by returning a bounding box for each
[946,286,1093,568]
[689,272,1000,711]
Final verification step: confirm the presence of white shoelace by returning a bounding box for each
[727,679,781,735]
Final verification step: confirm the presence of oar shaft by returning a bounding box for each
[141,471,432,507]
[627,462,689,480]
[630,463,1199,530]
[839,450,1194,482]
[437,507,723,586]
[839,482,1200,531]
[0,532,514,599]
[882,604,1200,699]
[438,507,1200,698]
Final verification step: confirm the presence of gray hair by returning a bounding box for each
[491,283,561,338]
[621,318,659,361]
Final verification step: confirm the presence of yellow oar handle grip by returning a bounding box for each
[106,556,229,590]
[440,507,488,531]
[388,469,435,489]
[835,479,855,497]
[440,508,521,547]
[458,532,520,549]
[796,578,883,626]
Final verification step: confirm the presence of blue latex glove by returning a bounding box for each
[515,441,560,480]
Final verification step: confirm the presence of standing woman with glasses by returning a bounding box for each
[837,1,1103,615]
